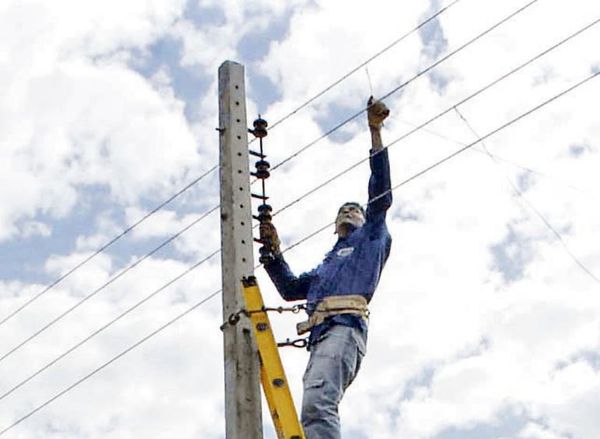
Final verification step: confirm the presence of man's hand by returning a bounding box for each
[367,96,390,130]
[259,222,281,255]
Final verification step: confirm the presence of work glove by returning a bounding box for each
[367,96,390,130]
[259,222,281,255]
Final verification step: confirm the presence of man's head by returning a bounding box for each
[335,202,366,237]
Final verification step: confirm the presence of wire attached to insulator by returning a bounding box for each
[249,116,274,264]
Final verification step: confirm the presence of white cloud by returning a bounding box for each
[0,0,201,242]
[1,0,600,437]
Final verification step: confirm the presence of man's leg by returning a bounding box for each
[301,325,367,439]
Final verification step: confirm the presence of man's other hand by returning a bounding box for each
[259,222,281,255]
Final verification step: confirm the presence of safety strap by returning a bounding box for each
[296,295,369,335]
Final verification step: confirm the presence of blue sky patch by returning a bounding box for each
[569,142,593,157]
[435,407,528,439]
[490,225,533,284]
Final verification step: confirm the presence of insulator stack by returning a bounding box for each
[249,116,274,264]
[251,117,268,138]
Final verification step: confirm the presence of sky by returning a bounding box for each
[0,0,599,438]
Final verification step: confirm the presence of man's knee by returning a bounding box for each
[302,377,341,420]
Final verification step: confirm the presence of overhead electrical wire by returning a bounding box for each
[2,0,594,429]
[0,287,223,437]
[0,205,220,365]
[396,117,599,197]
[0,164,219,329]
[269,16,600,219]
[264,0,463,132]
[0,249,221,403]
[284,71,600,273]
[453,106,600,283]
[1,66,597,437]
[0,0,462,329]
[269,0,540,173]
[0,0,469,375]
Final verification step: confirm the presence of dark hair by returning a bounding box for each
[338,202,365,217]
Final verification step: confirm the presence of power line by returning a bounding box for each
[0,164,218,330]
[396,117,599,197]
[265,0,463,133]
[270,0,540,173]
[0,248,221,403]
[269,16,600,219]
[383,70,599,198]
[281,71,600,264]
[0,205,220,365]
[0,0,541,334]
[3,70,596,433]
[0,0,462,329]
[0,0,461,355]
[0,287,223,437]
[2,4,595,432]
[453,106,600,283]
[0,0,465,383]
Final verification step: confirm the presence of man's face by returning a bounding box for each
[335,204,365,235]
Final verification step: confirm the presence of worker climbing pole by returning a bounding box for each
[259,96,392,438]
[219,58,391,439]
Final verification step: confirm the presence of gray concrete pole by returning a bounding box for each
[218,60,263,439]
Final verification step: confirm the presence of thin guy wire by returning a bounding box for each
[0,248,221,403]
[0,164,219,329]
[0,287,222,437]
[453,106,600,283]
[3,71,597,433]
[0,205,220,365]
[282,71,600,258]
[270,17,599,219]
[365,67,374,97]
[270,0,540,173]
[266,0,462,132]
[396,117,598,196]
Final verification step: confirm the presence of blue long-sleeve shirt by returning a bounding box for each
[265,148,392,345]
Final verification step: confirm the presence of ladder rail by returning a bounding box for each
[241,277,305,439]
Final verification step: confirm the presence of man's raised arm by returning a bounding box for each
[366,97,392,221]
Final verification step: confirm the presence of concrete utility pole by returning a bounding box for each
[218,60,263,439]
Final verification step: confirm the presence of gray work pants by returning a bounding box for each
[301,325,367,439]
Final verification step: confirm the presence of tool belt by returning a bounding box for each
[296,295,369,335]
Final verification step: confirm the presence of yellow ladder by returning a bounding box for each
[241,276,305,439]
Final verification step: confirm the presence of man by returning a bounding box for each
[260,97,392,439]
